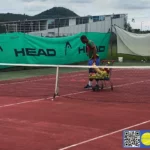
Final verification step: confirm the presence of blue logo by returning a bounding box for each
[123,130,150,148]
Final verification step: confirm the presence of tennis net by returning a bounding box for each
[0,63,150,104]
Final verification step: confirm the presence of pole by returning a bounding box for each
[141,22,143,32]
[53,66,59,99]
[58,18,60,37]
[55,3,60,37]
[24,14,25,33]
[110,15,113,56]
[5,24,7,33]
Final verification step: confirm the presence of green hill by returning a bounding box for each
[0,13,31,22]
[0,7,79,22]
[33,7,79,19]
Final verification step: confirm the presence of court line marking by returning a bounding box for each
[0,91,87,108]
[0,79,150,108]
[59,120,150,150]
[0,98,46,108]
[0,73,86,86]
[115,79,150,88]
[0,68,122,86]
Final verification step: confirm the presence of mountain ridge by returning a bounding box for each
[0,7,79,22]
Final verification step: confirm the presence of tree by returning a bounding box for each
[124,22,132,32]
[132,18,135,23]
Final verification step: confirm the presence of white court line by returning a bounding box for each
[0,79,150,109]
[0,91,87,108]
[0,68,121,86]
[115,79,150,88]
[59,120,150,150]
[0,98,46,108]
[0,73,86,86]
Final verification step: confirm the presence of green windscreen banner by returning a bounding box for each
[0,32,110,66]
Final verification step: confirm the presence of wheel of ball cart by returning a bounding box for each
[111,85,113,91]
[109,80,113,91]
[110,83,113,91]
[95,85,100,92]
[92,86,96,92]
[101,82,104,90]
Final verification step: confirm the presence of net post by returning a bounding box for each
[53,66,59,100]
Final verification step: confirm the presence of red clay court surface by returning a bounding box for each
[0,69,150,150]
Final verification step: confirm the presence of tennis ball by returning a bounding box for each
[141,132,150,146]
[108,61,110,64]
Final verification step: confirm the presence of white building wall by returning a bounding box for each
[69,18,76,26]
[89,17,93,23]
[29,16,126,37]
[105,16,111,21]
[112,17,124,32]
[88,20,111,33]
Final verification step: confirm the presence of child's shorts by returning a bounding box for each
[88,58,100,73]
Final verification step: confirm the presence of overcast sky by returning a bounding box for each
[1,0,150,30]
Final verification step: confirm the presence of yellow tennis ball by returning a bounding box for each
[108,62,110,64]
[141,132,150,146]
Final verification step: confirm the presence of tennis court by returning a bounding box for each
[0,66,150,150]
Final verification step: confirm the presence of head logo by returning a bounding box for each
[65,41,72,55]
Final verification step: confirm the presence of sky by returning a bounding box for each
[1,0,150,30]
